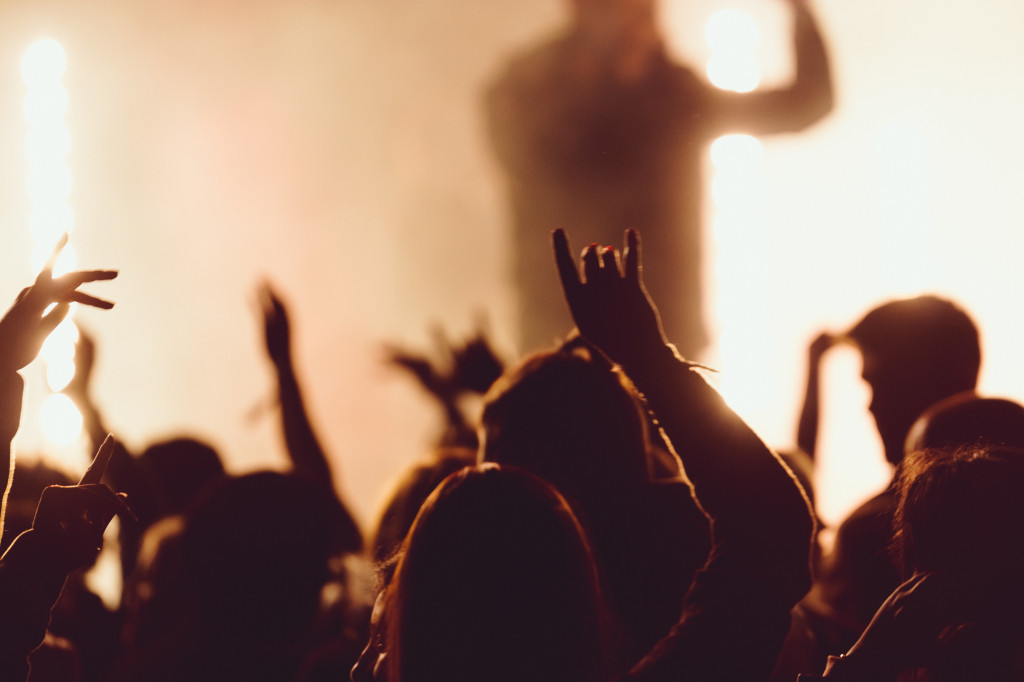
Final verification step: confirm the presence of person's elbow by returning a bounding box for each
[782,85,835,132]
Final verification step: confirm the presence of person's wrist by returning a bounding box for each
[821,651,889,681]
[619,336,683,369]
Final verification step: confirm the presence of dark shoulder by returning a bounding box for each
[833,488,897,544]
[648,51,710,104]
[486,29,572,99]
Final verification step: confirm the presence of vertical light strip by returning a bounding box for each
[877,121,933,295]
[22,38,83,447]
[704,12,768,414]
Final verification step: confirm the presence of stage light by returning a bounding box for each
[710,134,763,170]
[23,37,82,450]
[25,123,71,167]
[27,164,73,206]
[39,393,83,447]
[20,38,66,87]
[46,359,76,394]
[22,84,68,123]
[40,316,79,366]
[704,9,759,53]
[707,54,760,93]
[29,205,75,245]
[705,9,761,92]
[31,239,77,275]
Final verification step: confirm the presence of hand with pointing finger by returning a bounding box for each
[31,435,135,573]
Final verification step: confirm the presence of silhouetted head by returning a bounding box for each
[479,339,650,508]
[891,445,1024,679]
[178,471,333,644]
[386,463,611,682]
[139,437,226,515]
[847,296,980,465]
[905,394,1024,455]
[894,445,1024,581]
[570,0,654,22]
[370,446,477,565]
[568,0,658,47]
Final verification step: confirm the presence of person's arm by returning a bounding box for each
[63,329,111,453]
[0,236,123,679]
[797,571,963,681]
[258,283,362,555]
[553,228,814,681]
[0,234,117,541]
[64,329,138,495]
[383,340,468,446]
[797,332,838,461]
[553,228,813,556]
[385,324,504,448]
[704,0,834,134]
[0,438,132,681]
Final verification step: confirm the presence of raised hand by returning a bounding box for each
[64,327,96,402]
[809,331,839,363]
[449,328,504,395]
[829,571,966,679]
[31,435,134,572]
[258,281,292,369]
[386,322,504,401]
[386,343,448,397]
[0,234,117,374]
[552,227,670,365]
[797,330,840,460]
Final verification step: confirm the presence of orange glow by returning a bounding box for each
[39,393,83,447]
[24,38,80,452]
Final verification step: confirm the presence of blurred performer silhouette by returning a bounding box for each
[486,0,834,357]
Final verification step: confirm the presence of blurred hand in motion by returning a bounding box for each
[808,331,840,364]
[64,327,96,403]
[385,322,504,402]
[258,281,292,369]
[448,325,504,396]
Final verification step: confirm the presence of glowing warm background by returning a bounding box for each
[1,0,1022,533]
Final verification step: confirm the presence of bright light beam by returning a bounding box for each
[23,37,82,447]
[705,9,761,92]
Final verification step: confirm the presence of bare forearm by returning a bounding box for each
[275,361,363,553]
[276,362,332,482]
[618,344,813,561]
[0,372,24,547]
[796,362,822,460]
[790,1,834,123]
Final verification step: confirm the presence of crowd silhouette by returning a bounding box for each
[8,222,1023,682]
[3,2,1024,681]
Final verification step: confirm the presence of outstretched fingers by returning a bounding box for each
[79,434,115,485]
[600,245,619,274]
[553,228,582,296]
[624,228,640,284]
[581,242,601,279]
[554,228,638,291]
[52,270,119,288]
[39,232,70,277]
[45,269,119,309]
[61,290,115,309]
